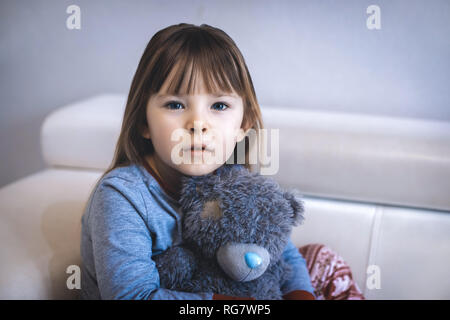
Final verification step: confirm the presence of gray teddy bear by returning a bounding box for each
[153,163,305,299]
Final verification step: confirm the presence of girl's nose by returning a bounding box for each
[190,126,207,134]
[188,120,208,134]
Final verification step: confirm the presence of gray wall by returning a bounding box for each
[1,0,449,188]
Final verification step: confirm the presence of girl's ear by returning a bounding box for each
[140,122,151,140]
[142,130,151,140]
[236,128,248,143]
[236,119,251,142]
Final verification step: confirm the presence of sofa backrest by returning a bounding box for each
[41,94,450,212]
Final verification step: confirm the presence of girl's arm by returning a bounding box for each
[280,239,316,299]
[85,181,212,300]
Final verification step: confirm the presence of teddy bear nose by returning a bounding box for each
[217,243,270,282]
[244,252,262,269]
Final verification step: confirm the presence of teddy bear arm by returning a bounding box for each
[152,246,198,289]
[247,262,288,299]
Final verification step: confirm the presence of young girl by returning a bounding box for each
[80,23,364,300]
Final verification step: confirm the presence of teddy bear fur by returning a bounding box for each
[153,163,305,299]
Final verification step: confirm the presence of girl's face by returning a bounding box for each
[142,74,247,176]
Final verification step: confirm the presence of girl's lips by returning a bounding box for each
[188,149,212,154]
[183,148,214,159]
[184,144,214,152]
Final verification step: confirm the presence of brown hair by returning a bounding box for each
[100,23,264,181]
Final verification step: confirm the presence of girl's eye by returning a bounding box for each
[211,102,229,111]
[164,101,229,111]
[165,101,184,110]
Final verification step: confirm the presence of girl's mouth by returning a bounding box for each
[190,147,211,154]
[187,144,213,152]
[185,145,214,161]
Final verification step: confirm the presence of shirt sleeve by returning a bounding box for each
[88,181,213,300]
[280,239,316,297]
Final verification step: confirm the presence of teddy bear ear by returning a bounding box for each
[283,190,305,226]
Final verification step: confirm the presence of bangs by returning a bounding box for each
[152,29,245,97]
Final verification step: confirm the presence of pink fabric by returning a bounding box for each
[299,243,365,300]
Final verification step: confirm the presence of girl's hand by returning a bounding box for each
[283,290,315,300]
[213,293,255,300]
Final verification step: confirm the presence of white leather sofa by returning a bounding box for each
[1,94,449,299]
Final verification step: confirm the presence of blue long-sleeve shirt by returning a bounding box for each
[80,163,315,299]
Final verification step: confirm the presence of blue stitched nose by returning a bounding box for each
[244,252,262,269]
